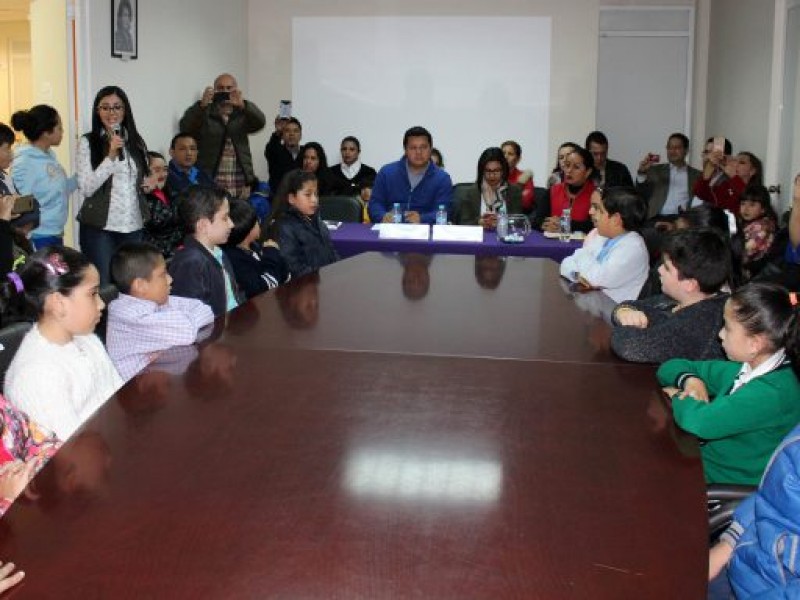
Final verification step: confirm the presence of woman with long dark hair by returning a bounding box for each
[451,147,522,228]
[76,86,152,284]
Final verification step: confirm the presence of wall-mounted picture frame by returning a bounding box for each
[111,0,137,59]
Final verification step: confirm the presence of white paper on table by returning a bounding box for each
[431,225,484,242]
[377,223,431,240]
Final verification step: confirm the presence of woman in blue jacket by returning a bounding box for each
[10,105,77,249]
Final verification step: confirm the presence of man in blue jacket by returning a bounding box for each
[368,126,452,224]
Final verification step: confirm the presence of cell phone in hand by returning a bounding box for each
[213,91,231,104]
[12,195,35,214]
[712,136,725,154]
[279,100,292,119]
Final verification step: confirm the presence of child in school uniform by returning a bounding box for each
[168,185,244,317]
[659,282,800,486]
[222,198,290,299]
[610,228,730,363]
[106,242,215,381]
[3,246,123,440]
[267,169,339,278]
[559,186,649,303]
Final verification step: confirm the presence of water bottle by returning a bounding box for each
[559,208,572,242]
[435,204,447,225]
[496,206,509,240]
[392,202,402,224]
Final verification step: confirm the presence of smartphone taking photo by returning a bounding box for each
[12,195,35,214]
[213,91,231,104]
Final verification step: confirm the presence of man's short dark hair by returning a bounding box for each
[177,185,228,234]
[170,132,198,150]
[285,117,302,131]
[110,242,164,294]
[585,130,609,148]
[225,198,258,247]
[600,186,646,232]
[668,133,690,150]
[403,126,432,148]
[662,228,731,294]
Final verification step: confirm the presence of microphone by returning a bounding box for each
[111,124,123,161]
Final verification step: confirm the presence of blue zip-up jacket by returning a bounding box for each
[368,157,452,224]
[12,144,77,237]
[724,423,800,598]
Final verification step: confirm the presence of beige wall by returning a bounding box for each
[248,0,600,179]
[0,20,32,130]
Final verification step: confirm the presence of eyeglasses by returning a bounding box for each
[98,104,125,113]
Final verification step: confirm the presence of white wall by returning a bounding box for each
[76,0,249,155]
[705,0,774,160]
[248,0,599,186]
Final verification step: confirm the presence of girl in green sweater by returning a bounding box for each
[658,282,800,485]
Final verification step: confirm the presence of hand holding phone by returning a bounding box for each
[213,91,231,104]
[12,195,35,215]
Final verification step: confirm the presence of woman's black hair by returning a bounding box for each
[567,146,595,182]
[431,148,444,168]
[340,136,361,152]
[475,147,509,188]
[85,86,149,178]
[0,123,14,147]
[266,169,318,239]
[738,152,763,187]
[3,246,94,319]
[225,198,258,247]
[729,282,800,375]
[302,142,329,174]
[10,105,60,143]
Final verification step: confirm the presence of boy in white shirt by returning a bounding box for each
[560,186,649,303]
[107,242,214,381]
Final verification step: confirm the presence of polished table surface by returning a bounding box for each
[329,223,581,261]
[0,253,707,599]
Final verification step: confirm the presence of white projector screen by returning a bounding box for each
[292,17,551,185]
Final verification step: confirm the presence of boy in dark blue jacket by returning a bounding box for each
[169,185,243,317]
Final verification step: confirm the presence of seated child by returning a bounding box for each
[739,184,777,277]
[559,186,649,303]
[267,169,339,278]
[222,198,290,299]
[658,282,800,485]
[107,242,215,381]
[3,246,123,440]
[168,185,244,317]
[165,132,215,196]
[611,229,730,363]
[142,151,183,259]
[708,422,800,598]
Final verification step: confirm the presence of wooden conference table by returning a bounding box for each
[0,254,707,599]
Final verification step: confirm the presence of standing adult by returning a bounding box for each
[179,73,266,199]
[264,116,303,194]
[501,140,534,213]
[76,85,152,285]
[368,126,453,224]
[585,130,633,188]
[636,133,701,219]
[10,105,77,249]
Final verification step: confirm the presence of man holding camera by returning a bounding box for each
[636,132,700,219]
[179,73,266,199]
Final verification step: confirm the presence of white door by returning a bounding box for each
[767,0,800,210]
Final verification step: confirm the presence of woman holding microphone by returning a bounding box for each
[76,86,153,284]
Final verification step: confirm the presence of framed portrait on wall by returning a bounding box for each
[111,0,137,59]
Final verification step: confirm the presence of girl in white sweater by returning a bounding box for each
[3,246,122,439]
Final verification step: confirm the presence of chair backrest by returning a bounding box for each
[319,195,362,223]
[0,321,32,389]
[451,182,474,220]
[95,283,120,345]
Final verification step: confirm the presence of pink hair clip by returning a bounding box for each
[6,272,22,293]
[43,254,69,277]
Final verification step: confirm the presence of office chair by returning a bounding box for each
[707,484,756,545]
[0,321,32,389]
[319,195,362,223]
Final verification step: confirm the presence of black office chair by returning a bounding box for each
[0,321,32,389]
[95,283,120,344]
[319,195,362,223]
[532,186,549,216]
[707,484,756,545]
[450,182,474,224]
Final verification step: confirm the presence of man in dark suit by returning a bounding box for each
[635,133,701,219]
[585,130,633,188]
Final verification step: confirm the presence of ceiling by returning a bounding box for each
[0,0,29,22]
